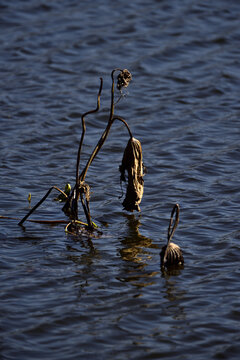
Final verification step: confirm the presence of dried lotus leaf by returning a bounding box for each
[119,137,144,212]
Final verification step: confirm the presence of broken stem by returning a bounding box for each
[18,186,68,226]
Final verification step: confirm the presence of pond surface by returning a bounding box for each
[1,1,240,359]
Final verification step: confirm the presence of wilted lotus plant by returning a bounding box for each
[18,68,146,234]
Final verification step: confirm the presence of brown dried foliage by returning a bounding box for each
[117,69,132,91]
[119,137,144,212]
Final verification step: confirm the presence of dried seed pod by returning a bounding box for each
[160,204,184,267]
[160,242,183,266]
[117,69,132,91]
[119,137,144,212]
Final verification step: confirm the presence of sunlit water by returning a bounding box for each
[1,1,240,359]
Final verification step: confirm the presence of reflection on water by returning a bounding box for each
[65,231,100,267]
[117,214,159,288]
[119,213,156,263]
[161,266,187,324]
[161,264,184,278]
[1,0,240,358]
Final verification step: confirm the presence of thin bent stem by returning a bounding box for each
[18,186,68,226]
[73,78,102,228]
[80,192,92,229]
[167,203,180,244]
[112,116,133,138]
[1,215,70,224]
[79,68,123,182]
[76,78,103,188]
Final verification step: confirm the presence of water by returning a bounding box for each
[1,0,240,359]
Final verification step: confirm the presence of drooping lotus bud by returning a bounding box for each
[160,242,184,267]
[117,69,132,91]
[160,204,184,267]
[119,137,144,212]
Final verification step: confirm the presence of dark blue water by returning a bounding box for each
[1,1,240,359]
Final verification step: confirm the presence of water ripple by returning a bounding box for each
[1,0,240,359]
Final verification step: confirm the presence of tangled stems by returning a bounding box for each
[79,68,123,183]
[67,69,133,229]
[18,69,133,231]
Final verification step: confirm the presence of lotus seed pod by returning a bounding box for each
[117,69,132,91]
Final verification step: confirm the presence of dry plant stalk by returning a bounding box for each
[18,68,145,233]
[64,68,135,228]
[119,137,144,212]
[160,204,184,267]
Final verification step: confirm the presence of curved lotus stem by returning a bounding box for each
[18,186,68,226]
[76,77,103,188]
[167,203,180,244]
[79,68,126,183]
[112,116,133,138]
[64,69,133,227]
[161,203,183,266]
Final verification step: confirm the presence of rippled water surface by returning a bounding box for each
[1,1,240,359]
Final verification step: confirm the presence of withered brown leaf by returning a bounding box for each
[119,137,144,212]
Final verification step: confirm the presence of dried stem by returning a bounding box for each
[18,69,133,231]
[163,203,180,264]
[167,203,180,244]
[79,68,122,183]
[18,186,68,226]
[112,116,133,138]
[73,77,103,228]
[1,215,73,224]
[79,191,92,229]
[76,78,103,188]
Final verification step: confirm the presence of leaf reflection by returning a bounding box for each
[119,214,156,264]
[117,214,158,288]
